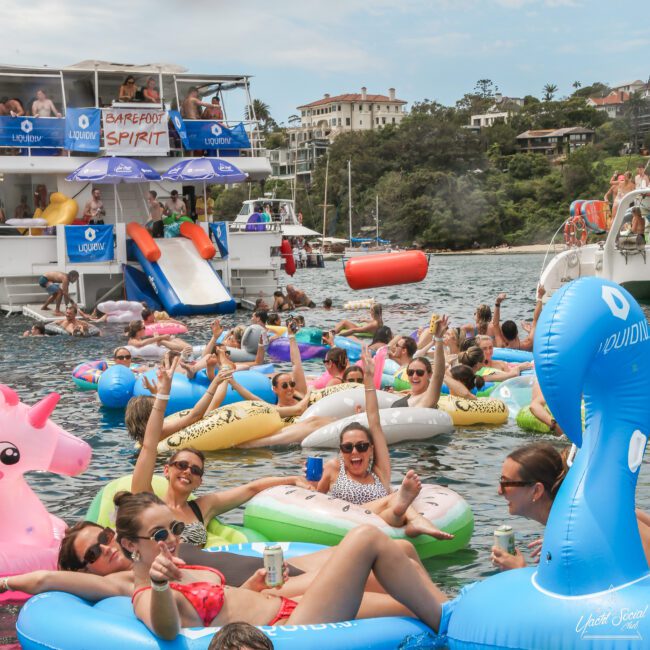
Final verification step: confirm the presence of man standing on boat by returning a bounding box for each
[181,87,213,120]
[83,189,106,224]
[147,191,164,238]
[164,190,187,217]
[31,89,62,118]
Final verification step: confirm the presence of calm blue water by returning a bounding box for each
[1,253,649,646]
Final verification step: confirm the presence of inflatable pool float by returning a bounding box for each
[98,364,138,408]
[85,474,266,547]
[16,542,434,650]
[0,385,91,603]
[295,327,323,345]
[343,298,375,310]
[298,385,399,420]
[245,485,473,559]
[491,348,533,363]
[225,346,257,362]
[267,324,287,337]
[515,404,551,434]
[72,359,108,391]
[301,407,453,448]
[332,335,362,361]
[158,400,284,452]
[488,374,534,418]
[445,277,650,649]
[267,337,327,361]
[6,218,48,228]
[125,343,166,360]
[144,321,188,336]
[437,395,508,426]
[45,322,100,336]
[96,300,143,323]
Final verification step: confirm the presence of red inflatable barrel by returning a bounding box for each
[180,221,216,259]
[344,250,429,290]
[281,239,296,277]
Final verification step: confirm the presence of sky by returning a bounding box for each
[1,0,649,124]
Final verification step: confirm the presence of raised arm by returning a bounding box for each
[520,285,545,352]
[362,349,390,490]
[288,328,307,394]
[492,293,507,347]
[420,316,448,408]
[132,356,179,494]
[201,319,223,357]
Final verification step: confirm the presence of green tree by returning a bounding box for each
[245,99,276,133]
[543,84,558,102]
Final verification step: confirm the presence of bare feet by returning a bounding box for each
[54,310,64,316]
[405,515,455,540]
[393,469,422,519]
[42,306,50,311]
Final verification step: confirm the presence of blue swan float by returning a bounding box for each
[446,277,650,649]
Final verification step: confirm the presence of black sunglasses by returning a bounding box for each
[407,368,426,377]
[170,460,204,477]
[499,479,534,490]
[81,527,115,567]
[279,381,296,389]
[135,520,185,543]
[115,354,132,361]
[340,441,371,453]
[346,376,363,383]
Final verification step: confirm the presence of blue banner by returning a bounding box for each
[169,110,190,149]
[64,108,101,152]
[209,222,229,259]
[184,121,250,150]
[65,225,114,263]
[0,116,64,147]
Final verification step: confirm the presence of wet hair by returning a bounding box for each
[126,320,145,338]
[113,346,131,358]
[208,622,274,650]
[325,347,348,371]
[294,315,305,327]
[507,443,568,500]
[141,308,153,321]
[67,304,78,315]
[169,447,205,467]
[407,356,432,374]
[475,304,492,334]
[271,371,293,387]
[125,395,154,443]
[254,298,267,308]
[450,364,485,391]
[267,312,281,326]
[323,298,333,308]
[398,336,417,357]
[32,323,46,335]
[339,421,374,446]
[460,336,476,352]
[57,521,104,571]
[475,334,493,345]
[342,365,364,381]
[114,491,165,558]
[371,326,393,345]
[371,303,383,320]
[273,290,284,298]
[457,346,485,368]
[502,320,518,341]
[254,309,268,324]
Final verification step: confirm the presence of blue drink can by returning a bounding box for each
[306,456,323,482]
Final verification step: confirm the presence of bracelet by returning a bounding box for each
[434,337,444,342]
[156,394,170,401]
[151,579,169,591]
[0,577,10,593]
[364,387,375,392]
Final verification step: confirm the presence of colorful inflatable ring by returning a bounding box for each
[85,474,266,547]
[295,327,323,345]
[158,400,284,452]
[515,405,551,434]
[144,321,188,336]
[97,300,143,324]
[72,359,108,391]
[301,407,453,448]
[332,335,363,361]
[267,337,327,361]
[245,485,473,559]
[437,395,508,426]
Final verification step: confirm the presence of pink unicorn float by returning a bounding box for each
[0,384,92,601]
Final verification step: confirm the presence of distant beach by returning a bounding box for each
[433,243,551,256]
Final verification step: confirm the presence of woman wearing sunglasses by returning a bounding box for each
[316,349,453,540]
[132,355,312,546]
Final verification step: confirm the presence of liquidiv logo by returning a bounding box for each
[20,120,33,134]
[205,122,231,146]
[12,118,42,144]
[598,285,649,355]
[78,114,89,129]
[77,227,105,255]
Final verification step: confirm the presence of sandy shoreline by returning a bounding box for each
[432,243,553,256]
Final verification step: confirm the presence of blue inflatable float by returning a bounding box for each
[445,277,650,649]
[16,543,435,650]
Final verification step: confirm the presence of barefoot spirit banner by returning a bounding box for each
[102,108,169,155]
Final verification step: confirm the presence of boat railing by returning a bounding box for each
[228,221,283,234]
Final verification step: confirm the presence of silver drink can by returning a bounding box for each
[494,525,516,555]
[263,544,284,587]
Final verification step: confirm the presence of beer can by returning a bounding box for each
[494,525,516,555]
[306,456,324,482]
[263,544,284,587]
[429,313,440,334]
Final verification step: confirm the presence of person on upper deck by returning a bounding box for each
[83,189,106,224]
[164,190,187,217]
[14,195,32,220]
[147,191,164,238]
[181,87,213,119]
[31,89,62,118]
[118,76,138,102]
[6,97,25,117]
[142,78,160,103]
[202,96,224,120]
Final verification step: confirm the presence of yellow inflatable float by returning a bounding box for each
[438,395,508,426]
[29,192,78,235]
[159,400,283,452]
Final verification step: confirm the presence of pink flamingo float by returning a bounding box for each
[0,385,92,601]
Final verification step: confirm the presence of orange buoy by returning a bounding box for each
[180,221,216,259]
[281,239,296,276]
[344,250,428,290]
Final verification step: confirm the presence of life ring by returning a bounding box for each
[44,322,100,337]
[573,216,587,246]
[143,321,188,336]
[437,395,508,426]
[563,219,577,246]
[71,359,108,391]
[301,407,453,448]
[244,485,473,559]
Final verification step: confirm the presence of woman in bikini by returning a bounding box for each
[333,303,384,338]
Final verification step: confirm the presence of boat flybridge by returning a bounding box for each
[540,189,650,301]
[0,60,280,318]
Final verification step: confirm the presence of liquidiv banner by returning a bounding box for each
[65,225,114,263]
[168,110,190,149]
[209,222,229,259]
[64,108,101,152]
[0,116,64,147]
[102,108,169,155]
[184,121,250,150]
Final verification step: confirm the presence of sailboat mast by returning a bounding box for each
[348,159,352,247]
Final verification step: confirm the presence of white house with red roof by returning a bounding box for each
[587,91,631,119]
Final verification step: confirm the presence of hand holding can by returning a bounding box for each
[305,456,323,482]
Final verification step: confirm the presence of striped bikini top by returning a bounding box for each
[329,461,389,505]
[180,500,208,547]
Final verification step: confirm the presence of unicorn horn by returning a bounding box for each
[0,385,20,406]
[28,393,61,429]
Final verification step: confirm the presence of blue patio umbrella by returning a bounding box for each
[163,157,247,220]
[66,157,161,222]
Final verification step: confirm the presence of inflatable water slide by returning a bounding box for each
[126,222,236,316]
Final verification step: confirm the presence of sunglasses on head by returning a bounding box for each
[80,527,115,568]
[135,520,185,543]
[406,368,426,377]
[115,354,131,361]
[170,460,204,477]
[279,381,296,389]
[340,441,371,453]
[499,479,534,490]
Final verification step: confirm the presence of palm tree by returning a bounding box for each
[572,81,582,90]
[245,99,275,132]
[543,84,558,102]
